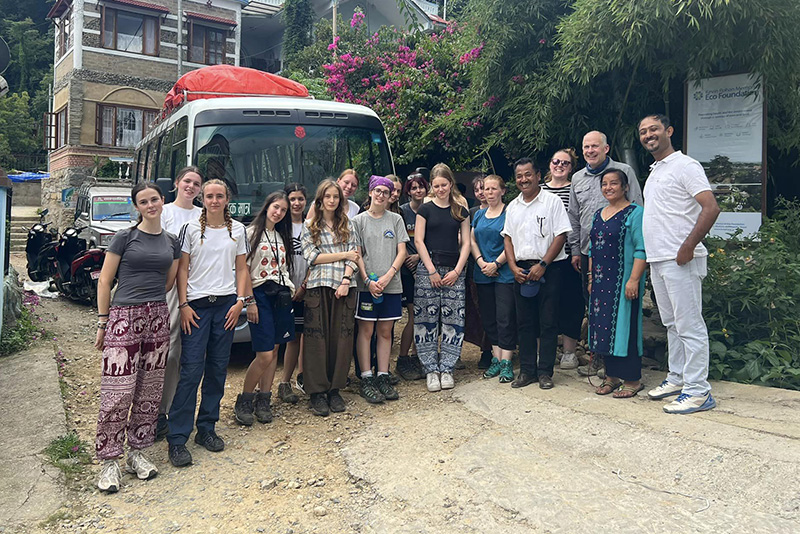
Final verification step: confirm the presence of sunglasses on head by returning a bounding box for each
[551,158,572,167]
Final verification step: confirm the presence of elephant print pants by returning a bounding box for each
[413,266,466,374]
[95,301,170,460]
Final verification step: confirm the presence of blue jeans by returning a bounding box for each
[167,295,236,445]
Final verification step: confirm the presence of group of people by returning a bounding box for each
[91,113,721,494]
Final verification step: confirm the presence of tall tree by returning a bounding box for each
[282,0,315,69]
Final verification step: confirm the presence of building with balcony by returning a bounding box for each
[240,0,445,73]
[45,0,247,227]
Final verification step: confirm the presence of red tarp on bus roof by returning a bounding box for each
[163,65,309,111]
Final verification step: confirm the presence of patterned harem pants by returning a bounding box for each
[95,301,170,460]
[413,266,466,374]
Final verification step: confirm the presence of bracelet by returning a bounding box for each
[494,261,502,269]
[179,302,189,309]
[389,265,398,273]
[97,323,107,330]
[365,278,371,286]
[342,275,352,281]
[477,255,484,262]
[341,279,351,285]
[98,313,109,318]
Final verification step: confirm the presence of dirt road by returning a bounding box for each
[5,253,800,534]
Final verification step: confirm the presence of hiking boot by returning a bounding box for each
[359,376,385,404]
[168,444,192,467]
[126,450,158,480]
[309,393,330,417]
[234,392,255,426]
[194,430,224,452]
[278,382,299,404]
[411,356,426,380]
[498,360,514,383]
[295,372,305,394]
[483,358,502,379]
[560,352,579,370]
[328,389,347,412]
[577,355,605,378]
[454,357,466,370]
[647,379,683,400]
[155,413,169,441]
[663,392,717,414]
[478,350,493,370]
[97,460,122,493]
[376,374,399,400]
[427,372,441,392]
[254,391,273,424]
[440,372,455,389]
[395,356,416,380]
[387,370,401,385]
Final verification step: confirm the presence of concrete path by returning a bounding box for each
[343,369,800,533]
[0,346,67,530]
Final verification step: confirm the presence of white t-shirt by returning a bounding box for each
[347,199,360,219]
[179,218,249,301]
[161,203,201,235]
[642,151,712,262]
[290,221,308,289]
[501,189,572,262]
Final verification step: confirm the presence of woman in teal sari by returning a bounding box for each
[588,169,647,398]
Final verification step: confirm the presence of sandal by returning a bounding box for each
[613,383,645,399]
[595,380,622,395]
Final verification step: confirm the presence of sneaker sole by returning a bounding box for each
[359,394,385,404]
[234,415,254,426]
[648,389,683,400]
[97,481,119,493]
[427,385,441,392]
[664,397,717,414]
[125,466,158,480]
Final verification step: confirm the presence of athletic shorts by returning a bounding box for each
[354,292,402,322]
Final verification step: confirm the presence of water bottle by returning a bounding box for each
[368,272,383,303]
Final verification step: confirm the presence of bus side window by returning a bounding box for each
[156,128,174,181]
[145,142,156,181]
[171,117,188,178]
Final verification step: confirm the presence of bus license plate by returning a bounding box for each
[229,203,251,217]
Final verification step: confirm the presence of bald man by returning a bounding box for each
[568,131,643,376]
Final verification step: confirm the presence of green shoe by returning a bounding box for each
[483,358,502,379]
[498,360,515,383]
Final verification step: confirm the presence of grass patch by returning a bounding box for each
[0,305,42,356]
[44,432,93,477]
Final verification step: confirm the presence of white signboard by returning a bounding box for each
[685,73,765,237]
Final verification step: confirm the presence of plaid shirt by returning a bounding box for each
[301,221,359,289]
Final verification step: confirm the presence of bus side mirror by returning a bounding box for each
[156,177,176,204]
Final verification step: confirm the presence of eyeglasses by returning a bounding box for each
[551,159,572,167]
[372,188,391,197]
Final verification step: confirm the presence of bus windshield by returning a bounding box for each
[194,124,392,220]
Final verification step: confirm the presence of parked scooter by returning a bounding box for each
[25,208,58,282]
[52,223,106,304]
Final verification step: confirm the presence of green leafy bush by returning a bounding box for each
[703,199,800,389]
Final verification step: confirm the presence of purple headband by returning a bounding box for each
[369,175,394,192]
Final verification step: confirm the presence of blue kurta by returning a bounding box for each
[588,204,646,357]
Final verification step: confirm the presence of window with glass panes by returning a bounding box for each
[101,7,159,56]
[188,22,226,65]
[96,105,158,148]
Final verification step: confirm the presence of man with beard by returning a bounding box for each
[568,131,643,377]
[638,114,720,414]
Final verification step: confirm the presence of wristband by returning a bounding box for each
[389,265,398,273]
[342,275,352,281]
[341,279,351,285]
[494,261,502,269]
[98,313,109,318]
[97,323,107,330]
[477,255,484,262]
[179,302,189,309]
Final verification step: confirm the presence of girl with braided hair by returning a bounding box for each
[166,179,250,468]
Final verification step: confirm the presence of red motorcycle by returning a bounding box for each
[52,224,106,304]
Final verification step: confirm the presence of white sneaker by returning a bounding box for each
[426,372,441,392]
[559,352,579,370]
[663,393,717,414]
[440,372,455,389]
[126,450,158,480]
[97,460,122,493]
[647,379,683,400]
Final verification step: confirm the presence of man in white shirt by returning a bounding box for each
[639,114,721,414]
[502,158,573,389]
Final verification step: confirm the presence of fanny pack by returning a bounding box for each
[189,294,236,309]
[258,281,293,309]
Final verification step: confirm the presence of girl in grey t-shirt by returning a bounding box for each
[94,182,181,494]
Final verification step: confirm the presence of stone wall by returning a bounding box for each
[9,181,42,207]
